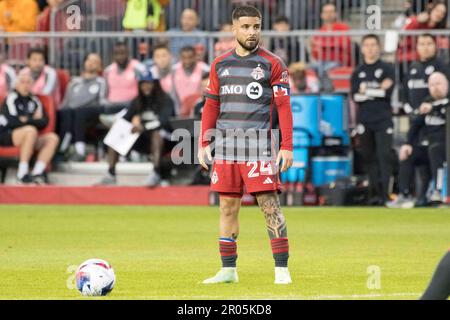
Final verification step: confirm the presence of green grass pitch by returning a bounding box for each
[0,205,449,300]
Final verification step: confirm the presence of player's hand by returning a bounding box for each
[419,102,432,114]
[399,144,413,161]
[276,149,293,173]
[198,145,212,171]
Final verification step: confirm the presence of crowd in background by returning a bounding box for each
[0,0,449,207]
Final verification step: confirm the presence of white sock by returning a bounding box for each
[31,161,47,176]
[75,142,86,156]
[17,162,29,179]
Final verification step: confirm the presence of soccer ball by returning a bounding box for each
[76,259,115,296]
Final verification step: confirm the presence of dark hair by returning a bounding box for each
[114,41,128,49]
[361,34,381,45]
[428,2,447,29]
[417,33,437,43]
[232,6,262,21]
[135,79,167,115]
[27,47,46,59]
[179,46,196,55]
[274,16,289,25]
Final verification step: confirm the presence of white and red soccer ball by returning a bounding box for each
[76,259,115,296]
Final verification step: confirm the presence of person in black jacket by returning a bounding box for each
[351,34,395,205]
[397,72,449,205]
[0,72,59,184]
[97,68,174,187]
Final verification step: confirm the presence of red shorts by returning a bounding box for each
[210,160,281,196]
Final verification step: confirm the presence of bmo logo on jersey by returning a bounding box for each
[246,82,263,100]
[220,82,263,100]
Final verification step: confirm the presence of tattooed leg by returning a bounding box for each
[256,191,289,268]
[256,192,287,239]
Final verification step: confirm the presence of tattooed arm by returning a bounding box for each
[255,192,287,239]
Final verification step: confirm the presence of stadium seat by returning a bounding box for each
[327,66,353,93]
[0,95,56,183]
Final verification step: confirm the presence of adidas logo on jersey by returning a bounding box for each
[263,177,273,184]
[220,69,230,77]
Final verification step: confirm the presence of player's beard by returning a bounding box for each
[237,37,259,52]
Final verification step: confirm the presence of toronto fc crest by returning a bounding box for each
[251,65,265,80]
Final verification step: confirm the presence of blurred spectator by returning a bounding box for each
[19,48,59,104]
[0,54,17,96]
[214,23,236,57]
[36,0,63,32]
[0,72,59,184]
[0,0,39,32]
[390,72,449,207]
[98,68,174,187]
[397,2,447,64]
[351,34,395,206]
[310,2,352,78]
[288,62,320,94]
[171,46,209,117]
[169,8,207,60]
[122,0,169,31]
[104,42,146,106]
[57,53,108,156]
[269,16,299,65]
[150,44,174,94]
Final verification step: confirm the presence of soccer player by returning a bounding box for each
[421,250,450,300]
[351,34,395,206]
[198,6,293,284]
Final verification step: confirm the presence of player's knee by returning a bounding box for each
[220,199,239,217]
[45,132,60,146]
[22,125,39,137]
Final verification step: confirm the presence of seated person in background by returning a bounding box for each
[288,62,320,94]
[57,53,108,156]
[104,41,146,107]
[171,46,209,117]
[98,68,174,187]
[0,72,59,184]
[0,54,16,95]
[169,8,207,60]
[390,72,449,207]
[214,23,236,58]
[0,0,39,32]
[149,44,174,95]
[310,2,352,78]
[19,48,59,104]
